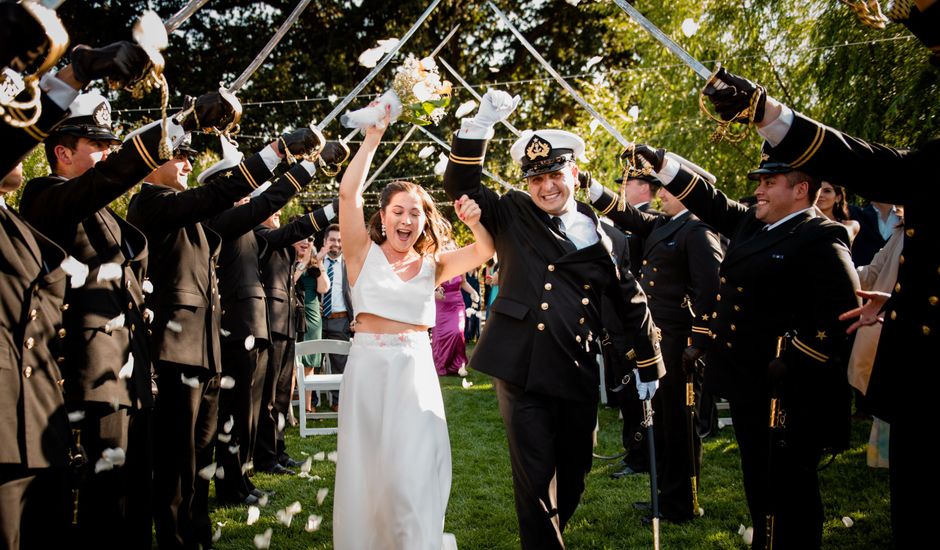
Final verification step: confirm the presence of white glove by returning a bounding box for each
[634,369,659,400]
[459,89,521,139]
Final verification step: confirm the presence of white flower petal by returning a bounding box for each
[119,355,134,379]
[488,66,500,73]
[628,105,640,121]
[257,492,268,507]
[305,514,323,532]
[246,505,260,525]
[102,447,125,466]
[61,256,89,288]
[327,451,338,463]
[217,433,232,443]
[376,38,400,52]
[68,410,86,423]
[276,508,293,527]
[455,100,478,119]
[223,415,234,434]
[213,525,222,542]
[418,145,436,159]
[328,94,338,103]
[144,308,155,323]
[457,365,468,377]
[743,527,754,546]
[215,466,225,479]
[287,501,302,515]
[94,458,115,473]
[142,279,154,294]
[277,413,286,432]
[181,373,201,389]
[462,378,473,389]
[300,457,312,474]
[316,487,329,505]
[245,335,256,351]
[313,451,325,461]
[97,262,123,282]
[434,152,448,176]
[198,463,217,480]
[565,0,582,5]
[842,516,854,528]
[681,18,700,38]
[228,444,239,455]
[220,328,231,337]
[412,81,434,102]
[738,525,746,536]
[104,313,125,333]
[589,118,601,134]
[585,55,603,69]
[357,47,385,68]
[220,376,236,389]
[166,320,183,333]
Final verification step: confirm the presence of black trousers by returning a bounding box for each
[215,342,261,502]
[255,336,293,469]
[0,465,70,550]
[72,405,153,550]
[494,379,597,550]
[153,362,219,550]
[729,395,823,550]
[650,330,703,521]
[890,412,929,549]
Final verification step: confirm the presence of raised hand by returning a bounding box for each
[702,67,767,124]
[454,194,482,228]
[278,127,325,162]
[70,41,151,87]
[177,90,241,133]
[472,89,521,128]
[621,143,666,175]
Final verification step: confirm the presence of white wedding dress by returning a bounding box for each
[333,242,454,550]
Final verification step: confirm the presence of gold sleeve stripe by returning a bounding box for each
[635,353,663,368]
[284,172,302,192]
[673,174,700,202]
[308,212,321,232]
[448,152,484,162]
[238,162,258,189]
[691,326,711,334]
[131,135,160,171]
[789,126,824,169]
[599,196,617,216]
[448,155,483,166]
[5,107,43,141]
[792,337,828,363]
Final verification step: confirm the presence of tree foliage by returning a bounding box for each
[22,0,939,216]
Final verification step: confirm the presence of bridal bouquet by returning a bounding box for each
[341,54,452,129]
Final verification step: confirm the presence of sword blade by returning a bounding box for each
[610,0,712,81]
[229,0,312,93]
[487,0,629,148]
[414,124,512,190]
[316,1,451,130]
[438,57,520,137]
[364,125,419,189]
[164,0,211,33]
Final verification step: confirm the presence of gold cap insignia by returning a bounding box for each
[525,135,551,161]
[760,152,770,162]
[93,102,112,127]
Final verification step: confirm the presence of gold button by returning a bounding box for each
[899,255,904,265]
[730,324,737,331]
[29,309,38,320]
[726,342,732,349]
[720,277,726,284]
[60,303,69,311]
[890,310,897,320]
[581,298,589,305]
[642,260,648,266]
[130,324,136,332]
[57,328,66,338]
[652,267,658,272]
[544,283,553,291]
[547,264,555,272]
[24,366,32,378]
[25,337,35,350]
[541,302,549,311]
[583,284,591,290]
[734,305,741,312]
[716,294,721,302]
[930,296,938,306]
[579,317,585,325]
[128,301,133,310]
[895,283,901,293]
[648,281,655,287]
[924,326,931,336]
[737,286,744,292]
[537,323,545,331]
[906,228,914,238]
[575,335,582,343]
[712,312,718,319]
[56,357,65,365]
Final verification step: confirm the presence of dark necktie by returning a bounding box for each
[551,216,568,239]
[323,258,334,316]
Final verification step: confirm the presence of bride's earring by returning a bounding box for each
[381,223,386,237]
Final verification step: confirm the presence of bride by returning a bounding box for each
[333,106,495,550]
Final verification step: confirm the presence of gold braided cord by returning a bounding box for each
[697,83,765,144]
[0,78,42,128]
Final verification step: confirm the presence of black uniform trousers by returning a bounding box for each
[603,344,648,473]
[729,394,823,550]
[215,341,264,501]
[650,329,702,521]
[495,379,596,550]
[0,465,70,550]
[153,362,220,550]
[255,335,293,469]
[73,405,153,550]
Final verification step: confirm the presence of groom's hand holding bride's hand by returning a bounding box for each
[454,195,482,228]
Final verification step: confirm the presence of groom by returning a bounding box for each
[444,91,665,549]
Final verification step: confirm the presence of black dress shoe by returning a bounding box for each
[257,463,295,475]
[243,494,260,505]
[250,488,274,498]
[280,456,304,468]
[611,465,644,479]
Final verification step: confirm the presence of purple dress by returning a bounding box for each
[432,276,468,376]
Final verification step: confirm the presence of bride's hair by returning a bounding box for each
[367,180,451,256]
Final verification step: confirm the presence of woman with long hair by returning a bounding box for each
[332,106,495,550]
[817,181,861,242]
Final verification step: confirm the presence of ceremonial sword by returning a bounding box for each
[438,57,521,137]
[164,0,211,33]
[415,124,512,190]
[486,1,715,184]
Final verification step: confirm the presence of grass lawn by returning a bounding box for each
[208,366,892,549]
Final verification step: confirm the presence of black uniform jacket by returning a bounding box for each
[18,123,168,410]
[443,136,664,402]
[1,206,71,468]
[256,204,334,339]
[206,162,316,345]
[0,93,69,176]
[764,111,938,423]
[594,186,722,347]
[664,164,860,448]
[125,153,269,372]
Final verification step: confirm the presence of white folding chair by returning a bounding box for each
[294,338,351,437]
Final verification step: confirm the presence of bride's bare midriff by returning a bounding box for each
[353,312,429,334]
